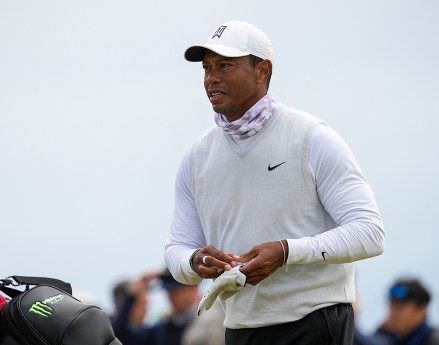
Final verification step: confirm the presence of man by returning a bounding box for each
[375,279,439,345]
[165,20,385,345]
[148,269,200,345]
[182,300,226,345]
[111,273,157,345]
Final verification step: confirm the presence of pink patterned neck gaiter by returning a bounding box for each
[214,93,277,140]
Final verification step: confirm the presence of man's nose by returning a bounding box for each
[205,67,221,83]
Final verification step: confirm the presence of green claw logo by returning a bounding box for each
[29,301,53,317]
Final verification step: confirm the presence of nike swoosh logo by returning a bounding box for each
[267,161,286,171]
[322,252,327,261]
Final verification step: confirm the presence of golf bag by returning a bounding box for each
[0,275,122,345]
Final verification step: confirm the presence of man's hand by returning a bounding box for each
[233,241,286,285]
[127,272,159,296]
[192,245,238,279]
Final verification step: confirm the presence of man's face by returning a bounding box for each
[386,300,427,337]
[202,50,267,122]
[168,285,199,315]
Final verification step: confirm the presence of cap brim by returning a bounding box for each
[185,44,250,62]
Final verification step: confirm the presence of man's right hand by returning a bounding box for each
[191,246,238,279]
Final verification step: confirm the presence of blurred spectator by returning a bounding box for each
[353,294,388,345]
[374,279,439,345]
[355,328,388,345]
[148,269,200,345]
[182,299,225,345]
[111,272,158,345]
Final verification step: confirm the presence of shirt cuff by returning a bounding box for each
[179,249,204,285]
[286,238,313,264]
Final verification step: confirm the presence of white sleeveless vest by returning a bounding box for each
[190,104,355,328]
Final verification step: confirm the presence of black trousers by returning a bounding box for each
[225,303,354,345]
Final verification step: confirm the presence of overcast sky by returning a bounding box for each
[1,0,438,333]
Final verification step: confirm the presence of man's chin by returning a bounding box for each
[212,106,225,115]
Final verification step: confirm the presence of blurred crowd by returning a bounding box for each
[107,268,225,345]
[1,271,437,345]
[102,270,439,345]
[353,279,439,345]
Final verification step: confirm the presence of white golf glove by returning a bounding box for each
[198,266,246,315]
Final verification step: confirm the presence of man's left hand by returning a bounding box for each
[233,241,286,285]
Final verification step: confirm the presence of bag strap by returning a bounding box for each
[11,276,72,294]
[0,276,72,298]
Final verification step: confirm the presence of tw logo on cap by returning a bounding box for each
[212,26,227,39]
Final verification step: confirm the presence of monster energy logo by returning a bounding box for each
[29,302,53,317]
[43,294,64,305]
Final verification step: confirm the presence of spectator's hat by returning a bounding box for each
[389,279,430,306]
[159,269,186,292]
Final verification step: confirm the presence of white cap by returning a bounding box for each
[184,20,274,62]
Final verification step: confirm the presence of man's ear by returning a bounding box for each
[256,60,272,86]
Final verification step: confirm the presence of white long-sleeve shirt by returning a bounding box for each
[165,121,385,285]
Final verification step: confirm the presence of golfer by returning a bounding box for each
[165,20,385,345]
